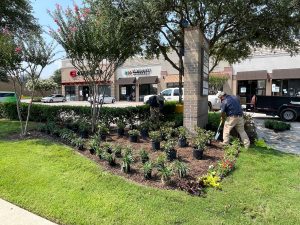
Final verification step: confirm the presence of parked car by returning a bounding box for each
[0,91,17,103]
[88,95,116,104]
[41,94,66,103]
[143,88,221,111]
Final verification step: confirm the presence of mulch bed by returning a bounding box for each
[4,131,224,191]
[79,132,224,190]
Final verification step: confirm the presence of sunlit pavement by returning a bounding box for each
[246,112,300,154]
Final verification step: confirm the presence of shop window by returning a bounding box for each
[65,86,76,101]
[98,85,111,96]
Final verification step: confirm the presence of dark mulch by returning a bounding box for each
[79,133,224,190]
[4,131,224,191]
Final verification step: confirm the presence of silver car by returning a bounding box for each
[41,94,66,103]
[88,95,115,104]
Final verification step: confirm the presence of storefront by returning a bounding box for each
[236,70,268,104]
[271,69,300,97]
[115,65,162,101]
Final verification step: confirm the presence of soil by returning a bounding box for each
[4,131,224,191]
[79,132,224,191]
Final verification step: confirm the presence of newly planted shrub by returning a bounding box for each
[139,148,149,163]
[71,137,85,150]
[122,151,133,173]
[104,152,116,166]
[113,144,122,158]
[158,165,173,185]
[143,161,153,179]
[172,160,189,178]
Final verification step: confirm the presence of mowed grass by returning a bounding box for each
[0,120,300,225]
[0,119,37,138]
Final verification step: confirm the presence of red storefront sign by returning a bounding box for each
[70,70,77,77]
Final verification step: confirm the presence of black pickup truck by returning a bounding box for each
[247,96,300,121]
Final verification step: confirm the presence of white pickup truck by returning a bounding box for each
[143,88,221,111]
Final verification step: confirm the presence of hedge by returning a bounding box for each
[0,102,177,125]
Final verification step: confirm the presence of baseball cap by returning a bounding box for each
[216,91,226,98]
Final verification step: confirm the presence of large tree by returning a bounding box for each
[49,1,143,132]
[0,0,38,32]
[104,0,300,102]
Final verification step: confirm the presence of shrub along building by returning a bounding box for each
[60,48,300,103]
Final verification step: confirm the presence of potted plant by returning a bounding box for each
[172,160,189,178]
[139,148,149,163]
[162,139,177,161]
[143,161,153,179]
[205,130,215,146]
[149,131,161,150]
[128,129,139,143]
[104,152,116,166]
[78,118,90,138]
[113,144,122,158]
[155,153,167,170]
[116,120,126,136]
[96,146,103,159]
[157,165,173,185]
[177,126,188,147]
[121,151,133,173]
[88,136,99,155]
[102,142,113,154]
[192,135,207,160]
[72,137,85,151]
[98,123,109,141]
[139,121,150,140]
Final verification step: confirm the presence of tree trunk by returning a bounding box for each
[24,89,34,135]
[12,79,24,136]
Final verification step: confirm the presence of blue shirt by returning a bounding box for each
[220,95,243,117]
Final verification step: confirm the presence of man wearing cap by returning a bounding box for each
[217,91,250,149]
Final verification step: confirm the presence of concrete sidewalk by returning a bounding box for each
[0,199,57,225]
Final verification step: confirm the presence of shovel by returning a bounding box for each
[214,121,223,140]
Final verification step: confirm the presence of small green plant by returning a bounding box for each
[199,174,221,189]
[172,160,189,178]
[122,151,133,173]
[158,165,173,185]
[96,146,103,159]
[102,142,112,153]
[104,152,116,166]
[113,144,122,157]
[71,137,84,150]
[128,129,139,136]
[155,153,167,170]
[255,138,271,149]
[88,134,100,153]
[193,135,207,150]
[98,123,109,135]
[177,126,188,139]
[162,139,176,151]
[116,120,126,129]
[139,148,149,163]
[143,161,153,179]
[149,131,161,142]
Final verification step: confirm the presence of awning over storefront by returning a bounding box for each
[272,68,300,79]
[236,70,268,80]
[137,76,158,84]
[115,77,136,85]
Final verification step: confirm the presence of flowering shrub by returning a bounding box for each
[199,173,221,189]
[216,158,236,177]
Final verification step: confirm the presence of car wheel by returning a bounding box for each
[50,99,53,103]
[112,99,115,103]
[62,99,66,102]
[280,108,297,122]
[208,102,212,112]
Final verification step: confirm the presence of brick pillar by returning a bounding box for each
[183,27,209,133]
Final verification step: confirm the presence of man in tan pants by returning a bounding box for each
[217,92,250,149]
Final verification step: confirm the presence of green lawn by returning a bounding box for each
[0,120,299,225]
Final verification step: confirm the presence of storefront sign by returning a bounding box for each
[70,69,103,78]
[124,68,152,76]
[240,87,247,93]
[272,84,280,92]
[70,70,77,77]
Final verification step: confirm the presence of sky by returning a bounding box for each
[31,0,82,79]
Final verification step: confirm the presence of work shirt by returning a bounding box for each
[220,95,243,117]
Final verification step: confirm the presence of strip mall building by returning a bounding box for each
[61,48,300,103]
